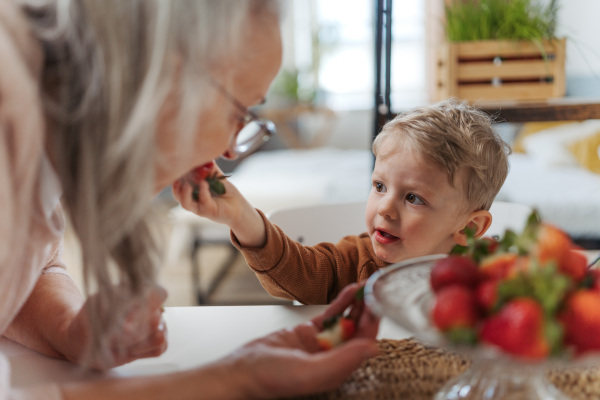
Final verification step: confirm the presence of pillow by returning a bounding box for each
[568,130,600,174]
[513,121,576,153]
[521,120,600,169]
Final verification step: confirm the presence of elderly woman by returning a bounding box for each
[0,0,379,399]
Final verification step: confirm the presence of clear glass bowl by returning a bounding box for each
[364,254,577,400]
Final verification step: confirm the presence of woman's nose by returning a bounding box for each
[221,128,241,160]
[221,147,237,160]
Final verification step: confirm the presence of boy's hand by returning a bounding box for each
[186,161,228,198]
[172,162,244,226]
[171,162,267,247]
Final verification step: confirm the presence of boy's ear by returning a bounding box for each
[453,210,493,246]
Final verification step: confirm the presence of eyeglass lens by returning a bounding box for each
[233,119,275,156]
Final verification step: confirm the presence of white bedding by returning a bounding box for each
[229,148,372,213]
[496,153,600,238]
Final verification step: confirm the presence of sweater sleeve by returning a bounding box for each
[231,209,374,304]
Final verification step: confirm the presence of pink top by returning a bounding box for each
[0,2,66,399]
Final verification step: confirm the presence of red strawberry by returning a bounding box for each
[189,161,215,183]
[430,256,479,293]
[479,253,518,281]
[480,298,549,359]
[186,161,229,197]
[476,279,499,312]
[481,237,500,253]
[432,285,479,331]
[559,290,600,354]
[558,249,587,282]
[316,317,357,350]
[534,224,572,268]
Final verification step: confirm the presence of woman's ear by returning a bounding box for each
[453,210,493,246]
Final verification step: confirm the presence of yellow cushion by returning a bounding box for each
[513,121,577,153]
[568,130,600,174]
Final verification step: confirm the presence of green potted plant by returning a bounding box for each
[436,0,565,102]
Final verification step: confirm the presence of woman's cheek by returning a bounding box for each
[193,113,235,162]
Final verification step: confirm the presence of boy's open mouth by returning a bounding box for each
[375,229,400,244]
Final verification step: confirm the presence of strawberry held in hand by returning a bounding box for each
[189,161,215,182]
[316,316,357,350]
[316,286,364,350]
[185,161,229,199]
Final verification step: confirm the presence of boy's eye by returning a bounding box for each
[374,181,386,193]
[406,193,425,205]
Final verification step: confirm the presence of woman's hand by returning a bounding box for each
[65,285,168,370]
[221,283,380,399]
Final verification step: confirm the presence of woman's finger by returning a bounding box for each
[127,318,169,358]
[355,305,380,340]
[311,283,362,330]
[295,339,379,394]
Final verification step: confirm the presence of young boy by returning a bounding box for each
[174,99,510,304]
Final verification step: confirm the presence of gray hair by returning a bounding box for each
[18,0,281,366]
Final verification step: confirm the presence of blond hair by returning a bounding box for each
[373,99,510,211]
[18,0,281,367]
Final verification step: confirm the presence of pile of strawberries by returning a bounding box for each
[430,213,600,360]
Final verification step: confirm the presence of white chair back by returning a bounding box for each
[266,200,367,246]
[487,201,534,239]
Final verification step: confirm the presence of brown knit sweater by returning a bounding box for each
[231,210,389,304]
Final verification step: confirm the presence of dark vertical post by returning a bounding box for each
[373,0,393,142]
[384,0,393,122]
[374,0,384,142]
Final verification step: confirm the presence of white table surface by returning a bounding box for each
[1,305,412,390]
[4,251,598,390]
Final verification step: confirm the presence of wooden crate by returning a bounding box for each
[436,38,566,102]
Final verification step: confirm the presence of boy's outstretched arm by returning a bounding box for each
[171,163,267,248]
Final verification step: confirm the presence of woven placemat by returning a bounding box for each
[289,338,600,400]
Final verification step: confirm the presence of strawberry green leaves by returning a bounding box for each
[185,162,229,200]
[206,173,229,196]
[190,175,228,201]
[497,262,571,316]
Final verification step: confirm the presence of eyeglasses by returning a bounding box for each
[209,78,275,158]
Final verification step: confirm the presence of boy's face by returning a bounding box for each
[365,140,472,264]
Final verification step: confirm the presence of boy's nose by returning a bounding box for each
[378,196,398,220]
